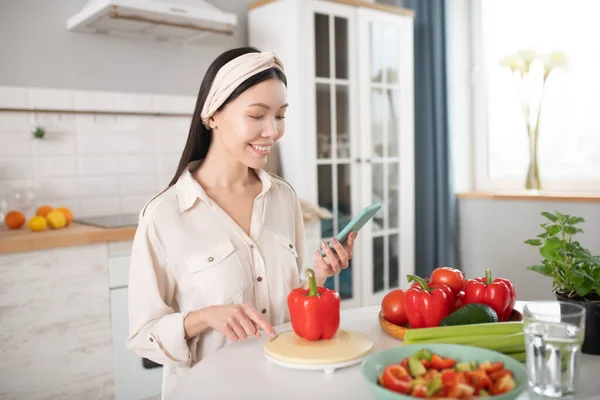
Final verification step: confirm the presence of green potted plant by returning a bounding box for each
[524,211,600,355]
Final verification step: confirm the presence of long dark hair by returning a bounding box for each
[168,46,287,187]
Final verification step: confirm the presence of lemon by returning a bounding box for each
[27,216,48,232]
[46,210,67,229]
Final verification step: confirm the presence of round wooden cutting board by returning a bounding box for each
[264,329,374,371]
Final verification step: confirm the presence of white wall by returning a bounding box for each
[0,0,253,96]
[0,86,194,218]
[0,0,264,218]
[458,198,600,301]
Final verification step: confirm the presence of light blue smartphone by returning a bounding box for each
[320,202,382,257]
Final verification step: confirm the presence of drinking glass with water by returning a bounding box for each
[523,301,586,399]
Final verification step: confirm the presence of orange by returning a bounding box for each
[46,210,67,229]
[36,205,53,217]
[4,210,26,230]
[54,207,73,225]
[27,216,47,232]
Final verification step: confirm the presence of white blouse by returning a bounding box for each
[125,161,309,399]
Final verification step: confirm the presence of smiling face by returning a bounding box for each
[208,78,288,170]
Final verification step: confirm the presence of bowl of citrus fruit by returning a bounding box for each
[361,344,527,400]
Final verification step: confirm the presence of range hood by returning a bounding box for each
[67,0,238,44]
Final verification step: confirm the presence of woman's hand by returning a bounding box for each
[184,303,276,342]
[312,232,358,285]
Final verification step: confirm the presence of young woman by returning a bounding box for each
[126,47,358,398]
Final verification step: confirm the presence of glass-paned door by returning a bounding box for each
[357,8,415,306]
[312,4,359,308]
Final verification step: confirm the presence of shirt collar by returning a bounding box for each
[175,160,273,212]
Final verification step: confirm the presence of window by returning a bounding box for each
[471,0,600,192]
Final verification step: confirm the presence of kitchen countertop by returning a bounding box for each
[0,223,137,254]
[170,303,600,400]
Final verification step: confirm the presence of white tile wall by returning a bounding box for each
[0,86,194,218]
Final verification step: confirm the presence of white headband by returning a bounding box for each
[201,51,285,128]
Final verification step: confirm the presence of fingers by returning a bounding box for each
[220,322,240,342]
[235,307,259,338]
[329,238,350,269]
[228,316,248,340]
[344,231,357,258]
[213,305,266,341]
[314,249,334,276]
[320,241,341,274]
[242,304,276,338]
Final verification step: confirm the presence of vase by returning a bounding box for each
[554,291,600,356]
[524,127,541,191]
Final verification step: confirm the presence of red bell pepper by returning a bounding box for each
[410,277,455,305]
[495,277,516,321]
[287,268,340,341]
[454,291,466,311]
[463,269,512,321]
[405,275,453,328]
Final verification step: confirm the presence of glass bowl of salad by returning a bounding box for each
[360,344,527,399]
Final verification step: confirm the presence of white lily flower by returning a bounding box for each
[517,48,538,64]
[498,53,526,75]
[541,51,569,79]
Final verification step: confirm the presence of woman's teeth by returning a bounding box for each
[251,144,271,152]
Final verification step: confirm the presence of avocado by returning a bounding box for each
[411,348,432,361]
[427,376,443,397]
[408,357,427,378]
[470,360,479,370]
[455,362,472,372]
[478,389,490,397]
[440,303,498,326]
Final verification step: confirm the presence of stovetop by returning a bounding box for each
[74,213,139,228]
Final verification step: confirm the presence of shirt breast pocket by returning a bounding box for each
[273,233,299,287]
[184,241,246,305]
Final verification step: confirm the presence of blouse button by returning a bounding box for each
[148,337,154,343]
[257,276,263,282]
[261,309,267,314]
[250,244,254,249]
[288,244,294,249]
[208,256,214,262]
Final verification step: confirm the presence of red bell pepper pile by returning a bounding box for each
[287,268,341,341]
[390,267,516,328]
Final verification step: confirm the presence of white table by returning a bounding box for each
[169,303,600,400]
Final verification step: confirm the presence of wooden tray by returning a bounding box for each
[378,309,524,341]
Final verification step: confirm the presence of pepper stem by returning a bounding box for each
[485,269,493,285]
[407,275,431,292]
[306,268,319,296]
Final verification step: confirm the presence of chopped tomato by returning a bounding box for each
[401,358,409,369]
[431,354,457,370]
[466,370,492,391]
[411,383,428,398]
[491,374,516,395]
[424,369,439,381]
[445,384,462,398]
[442,370,457,387]
[479,361,504,374]
[422,359,431,368]
[381,364,411,394]
[489,369,513,381]
[457,383,475,399]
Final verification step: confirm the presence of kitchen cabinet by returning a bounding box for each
[249,0,415,308]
